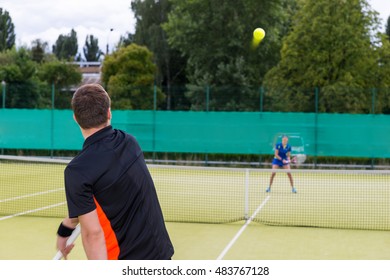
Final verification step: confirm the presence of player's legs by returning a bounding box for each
[266,165,279,192]
[283,164,296,193]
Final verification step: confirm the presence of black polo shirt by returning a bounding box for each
[64,125,174,260]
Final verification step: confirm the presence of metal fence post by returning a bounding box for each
[51,83,55,157]
[153,85,157,162]
[205,85,210,112]
[1,81,6,108]
[259,86,264,112]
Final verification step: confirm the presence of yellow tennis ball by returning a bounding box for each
[253,28,265,41]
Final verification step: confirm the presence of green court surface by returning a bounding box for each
[1,158,390,260]
[0,216,390,260]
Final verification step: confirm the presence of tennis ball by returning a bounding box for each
[253,28,265,41]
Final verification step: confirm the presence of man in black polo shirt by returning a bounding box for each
[56,84,174,260]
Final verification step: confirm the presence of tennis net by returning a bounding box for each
[1,155,389,230]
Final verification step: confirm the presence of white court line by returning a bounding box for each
[0,188,63,203]
[0,202,66,221]
[217,195,270,260]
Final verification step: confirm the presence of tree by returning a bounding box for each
[131,0,187,110]
[0,8,15,51]
[374,36,390,113]
[38,59,82,108]
[386,16,390,41]
[118,32,134,47]
[0,47,40,108]
[163,0,289,111]
[31,39,49,63]
[52,29,79,61]
[263,0,383,113]
[38,60,82,88]
[83,35,103,61]
[101,44,165,109]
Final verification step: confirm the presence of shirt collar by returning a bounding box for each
[83,125,113,149]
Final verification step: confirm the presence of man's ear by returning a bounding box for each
[73,114,78,124]
[107,108,112,121]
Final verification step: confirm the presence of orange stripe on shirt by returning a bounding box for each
[93,197,120,260]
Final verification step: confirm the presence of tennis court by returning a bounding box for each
[1,156,390,260]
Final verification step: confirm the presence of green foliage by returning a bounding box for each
[83,35,103,61]
[31,39,49,63]
[131,0,187,110]
[377,36,390,87]
[386,16,390,41]
[0,8,15,51]
[52,29,79,61]
[264,0,385,113]
[101,44,165,109]
[37,60,82,109]
[373,35,390,113]
[0,48,40,108]
[118,32,134,48]
[0,48,35,82]
[38,60,82,88]
[163,0,289,110]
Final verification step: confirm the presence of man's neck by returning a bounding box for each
[81,125,109,140]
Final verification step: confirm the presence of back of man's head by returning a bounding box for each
[72,84,111,129]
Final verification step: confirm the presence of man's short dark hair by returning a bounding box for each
[72,84,111,129]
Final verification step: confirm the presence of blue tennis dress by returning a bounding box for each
[272,143,291,167]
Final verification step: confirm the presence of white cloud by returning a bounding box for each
[2,0,135,55]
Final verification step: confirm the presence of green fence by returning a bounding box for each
[2,83,390,114]
[1,109,389,158]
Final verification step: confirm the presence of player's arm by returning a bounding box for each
[79,209,107,260]
[56,217,79,259]
[274,146,282,160]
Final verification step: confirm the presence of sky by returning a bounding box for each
[1,0,389,58]
[1,0,135,56]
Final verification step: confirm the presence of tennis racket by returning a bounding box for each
[291,154,306,165]
[53,224,81,260]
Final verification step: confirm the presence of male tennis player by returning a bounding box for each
[266,135,297,193]
[56,84,174,260]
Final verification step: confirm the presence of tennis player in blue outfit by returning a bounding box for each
[266,135,297,193]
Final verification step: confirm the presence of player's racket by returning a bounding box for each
[291,154,306,165]
[53,224,81,260]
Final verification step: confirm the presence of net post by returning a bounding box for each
[244,168,249,220]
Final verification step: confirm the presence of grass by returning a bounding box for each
[1,159,389,259]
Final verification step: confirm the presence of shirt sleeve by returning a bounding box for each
[64,167,96,218]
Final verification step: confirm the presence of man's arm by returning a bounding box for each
[79,209,107,260]
[56,217,79,259]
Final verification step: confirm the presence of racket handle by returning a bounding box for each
[53,224,81,260]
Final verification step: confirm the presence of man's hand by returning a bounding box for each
[56,236,75,260]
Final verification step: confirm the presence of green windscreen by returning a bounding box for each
[0,109,389,158]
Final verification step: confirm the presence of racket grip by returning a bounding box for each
[53,224,81,260]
